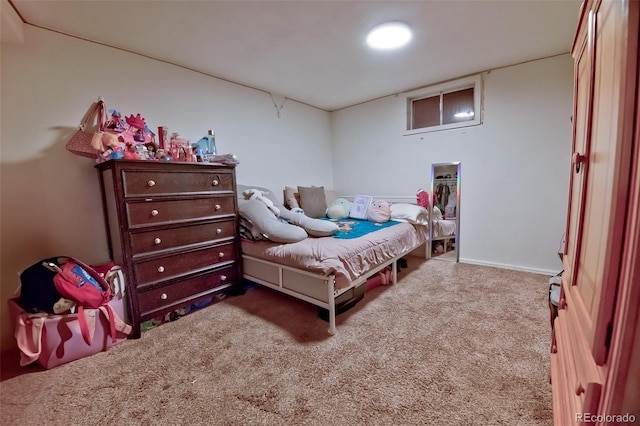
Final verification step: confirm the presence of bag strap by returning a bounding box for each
[79,304,130,346]
[99,304,118,344]
[104,266,125,299]
[15,314,45,366]
[78,97,106,132]
[78,306,93,345]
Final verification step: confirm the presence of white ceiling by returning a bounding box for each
[8,0,581,111]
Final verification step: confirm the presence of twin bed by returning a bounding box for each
[237,187,435,334]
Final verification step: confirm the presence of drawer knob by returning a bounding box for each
[215,204,221,211]
[147,180,156,187]
[221,275,227,281]
[158,266,165,273]
[219,252,225,258]
[154,237,162,245]
[160,293,167,300]
[575,382,585,396]
[151,209,159,217]
[216,228,222,234]
[212,179,219,186]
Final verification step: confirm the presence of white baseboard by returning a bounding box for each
[459,257,560,276]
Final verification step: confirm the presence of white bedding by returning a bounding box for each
[432,219,456,238]
[241,221,428,290]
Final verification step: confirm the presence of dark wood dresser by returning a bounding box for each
[96,159,242,338]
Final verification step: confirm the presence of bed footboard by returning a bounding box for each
[242,243,416,334]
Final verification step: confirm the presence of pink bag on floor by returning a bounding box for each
[9,266,130,369]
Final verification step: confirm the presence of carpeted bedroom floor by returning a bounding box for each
[0,258,554,425]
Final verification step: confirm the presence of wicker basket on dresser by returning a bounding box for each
[96,159,243,338]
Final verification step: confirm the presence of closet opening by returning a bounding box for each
[430,162,460,262]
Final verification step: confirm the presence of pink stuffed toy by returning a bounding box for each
[416,189,429,209]
[367,199,391,223]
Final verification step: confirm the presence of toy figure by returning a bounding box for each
[123,143,140,160]
[145,142,158,159]
[105,109,127,132]
[92,131,123,162]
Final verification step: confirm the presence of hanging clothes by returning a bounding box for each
[443,184,450,210]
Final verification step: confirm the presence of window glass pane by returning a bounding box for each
[442,88,474,125]
[412,96,440,129]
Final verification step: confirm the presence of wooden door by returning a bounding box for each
[564,0,637,367]
[564,5,593,288]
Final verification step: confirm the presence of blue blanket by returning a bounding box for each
[327,218,401,239]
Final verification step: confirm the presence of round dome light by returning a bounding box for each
[366,22,412,50]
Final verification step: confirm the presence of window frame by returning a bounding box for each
[404,74,483,135]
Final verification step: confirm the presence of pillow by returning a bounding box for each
[283,186,300,209]
[238,199,307,243]
[432,206,443,220]
[297,186,327,218]
[236,184,280,206]
[279,208,339,237]
[366,199,391,223]
[390,203,429,225]
[326,198,352,220]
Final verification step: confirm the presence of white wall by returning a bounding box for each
[0,26,333,351]
[0,26,573,352]
[331,55,573,275]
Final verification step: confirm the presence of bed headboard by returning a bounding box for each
[339,195,417,204]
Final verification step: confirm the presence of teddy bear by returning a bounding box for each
[326,198,352,220]
[243,188,280,217]
[366,199,391,223]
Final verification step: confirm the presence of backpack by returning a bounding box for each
[45,258,111,309]
[19,256,65,314]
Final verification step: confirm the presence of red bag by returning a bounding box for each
[48,258,111,309]
[44,257,120,345]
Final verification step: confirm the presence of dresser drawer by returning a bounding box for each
[130,220,236,256]
[122,169,234,197]
[134,243,238,287]
[137,265,239,318]
[126,196,235,229]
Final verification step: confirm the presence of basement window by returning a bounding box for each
[405,74,482,135]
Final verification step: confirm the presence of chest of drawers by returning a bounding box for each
[96,159,242,338]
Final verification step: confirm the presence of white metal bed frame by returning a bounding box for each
[241,194,429,334]
[242,238,425,334]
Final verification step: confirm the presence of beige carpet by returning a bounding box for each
[0,259,553,425]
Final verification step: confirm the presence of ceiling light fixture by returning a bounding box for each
[454,111,475,118]
[366,22,412,50]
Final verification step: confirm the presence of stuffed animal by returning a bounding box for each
[53,297,76,314]
[416,188,429,209]
[92,131,123,162]
[243,189,280,217]
[326,198,352,220]
[366,199,391,223]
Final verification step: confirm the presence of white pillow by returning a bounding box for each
[432,206,443,220]
[238,199,307,243]
[390,203,429,225]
